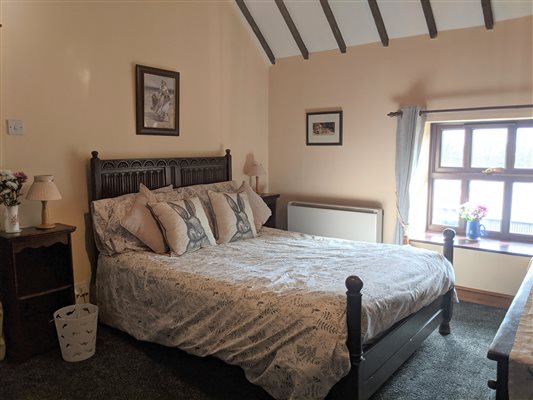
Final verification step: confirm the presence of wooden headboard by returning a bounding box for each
[90,149,232,202]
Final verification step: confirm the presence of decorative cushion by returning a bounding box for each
[240,181,272,232]
[120,184,181,254]
[175,181,239,234]
[91,185,173,255]
[208,191,257,243]
[148,197,216,256]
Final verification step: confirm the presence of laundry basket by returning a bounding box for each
[53,303,98,362]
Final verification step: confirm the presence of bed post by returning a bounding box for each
[90,151,101,203]
[225,149,232,181]
[346,275,364,363]
[440,228,455,335]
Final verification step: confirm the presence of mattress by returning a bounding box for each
[96,228,455,400]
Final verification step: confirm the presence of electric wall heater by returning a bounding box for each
[287,201,383,243]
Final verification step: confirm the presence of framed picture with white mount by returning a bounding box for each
[136,64,179,136]
[306,111,343,146]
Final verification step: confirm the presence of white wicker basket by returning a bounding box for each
[53,304,98,362]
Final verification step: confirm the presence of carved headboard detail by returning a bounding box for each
[90,149,232,202]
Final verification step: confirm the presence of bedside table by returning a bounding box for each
[261,193,280,228]
[0,224,76,360]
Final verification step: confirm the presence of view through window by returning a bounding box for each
[427,120,533,242]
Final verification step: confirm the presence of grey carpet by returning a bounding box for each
[0,301,505,400]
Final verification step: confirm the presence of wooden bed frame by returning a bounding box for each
[89,149,456,400]
[487,264,533,399]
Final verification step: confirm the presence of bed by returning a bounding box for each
[487,259,533,400]
[89,149,456,400]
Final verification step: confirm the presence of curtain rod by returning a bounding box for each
[387,103,533,118]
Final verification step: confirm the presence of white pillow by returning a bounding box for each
[240,181,272,232]
[208,191,257,243]
[148,197,216,256]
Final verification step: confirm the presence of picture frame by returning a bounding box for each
[136,64,179,136]
[306,111,343,146]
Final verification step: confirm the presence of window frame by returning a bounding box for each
[427,119,533,242]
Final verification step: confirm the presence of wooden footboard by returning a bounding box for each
[330,228,456,400]
[487,262,533,400]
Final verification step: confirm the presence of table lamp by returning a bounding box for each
[26,175,62,229]
[248,162,266,193]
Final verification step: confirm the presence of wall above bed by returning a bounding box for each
[0,2,270,285]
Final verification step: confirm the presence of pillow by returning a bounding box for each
[175,181,239,233]
[240,181,272,232]
[120,184,180,254]
[208,191,257,243]
[91,184,173,255]
[148,197,216,256]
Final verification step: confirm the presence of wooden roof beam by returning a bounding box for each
[275,0,309,60]
[481,0,494,30]
[235,0,276,64]
[367,0,389,47]
[421,0,437,39]
[319,0,347,53]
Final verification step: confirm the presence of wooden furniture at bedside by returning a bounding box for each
[0,224,76,361]
[260,193,279,229]
[487,264,533,399]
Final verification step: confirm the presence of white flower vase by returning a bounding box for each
[4,205,21,233]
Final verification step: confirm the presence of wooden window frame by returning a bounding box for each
[427,119,533,242]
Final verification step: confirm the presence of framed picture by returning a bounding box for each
[306,111,343,146]
[136,64,179,136]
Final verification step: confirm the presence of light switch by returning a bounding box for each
[7,119,24,135]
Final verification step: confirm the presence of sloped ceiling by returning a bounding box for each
[234,0,533,63]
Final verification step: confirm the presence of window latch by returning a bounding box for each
[481,168,503,175]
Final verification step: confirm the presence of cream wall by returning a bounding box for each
[0,1,269,284]
[269,16,533,295]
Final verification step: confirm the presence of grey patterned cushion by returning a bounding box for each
[208,191,257,243]
[175,181,239,236]
[91,185,173,255]
[148,197,216,256]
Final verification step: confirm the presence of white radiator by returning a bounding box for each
[287,201,383,243]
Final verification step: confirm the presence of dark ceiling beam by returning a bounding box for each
[367,0,389,47]
[319,0,346,53]
[420,0,437,39]
[481,0,494,30]
[275,0,309,60]
[235,0,276,64]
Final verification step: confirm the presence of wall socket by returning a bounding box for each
[7,119,24,135]
[74,282,90,304]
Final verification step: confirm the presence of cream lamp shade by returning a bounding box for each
[248,162,266,193]
[26,175,62,229]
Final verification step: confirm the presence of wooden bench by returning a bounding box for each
[487,261,533,400]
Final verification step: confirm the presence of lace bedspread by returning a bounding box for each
[97,228,454,399]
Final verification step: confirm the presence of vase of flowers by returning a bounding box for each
[1,170,27,233]
[458,203,487,241]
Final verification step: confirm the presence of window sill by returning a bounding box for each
[410,232,533,257]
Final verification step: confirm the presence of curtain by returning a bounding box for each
[394,106,426,244]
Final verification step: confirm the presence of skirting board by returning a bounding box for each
[455,286,514,309]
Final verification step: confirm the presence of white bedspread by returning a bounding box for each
[97,228,454,400]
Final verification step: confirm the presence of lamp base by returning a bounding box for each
[35,223,56,230]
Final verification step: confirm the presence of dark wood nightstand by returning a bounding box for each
[261,193,280,229]
[0,224,76,360]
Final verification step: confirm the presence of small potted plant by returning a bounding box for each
[458,203,487,241]
[0,170,28,233]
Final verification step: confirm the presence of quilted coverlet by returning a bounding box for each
[97,228,454,399]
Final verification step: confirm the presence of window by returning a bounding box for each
[428,120,533,242]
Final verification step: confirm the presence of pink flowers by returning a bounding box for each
[0,170,28,206]
[458,203,488,222]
